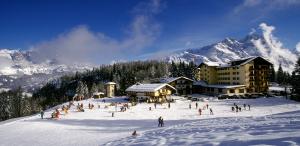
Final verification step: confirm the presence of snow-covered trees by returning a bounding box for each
[89,83,98,97]
[0,88,40,121]
[76,81,89,98]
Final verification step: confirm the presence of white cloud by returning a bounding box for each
[296,42,300,53]
[30,0,163,65]
[234,0,300,14]
[252,22,298,72]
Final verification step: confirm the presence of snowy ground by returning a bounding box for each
[1,96,300,146]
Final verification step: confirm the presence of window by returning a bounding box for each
[218,88,222,93]
[229,89,235,93]
[239,89,244,93]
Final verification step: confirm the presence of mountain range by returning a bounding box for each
[166,23,299,73]
[0,23,298,92]
[0,49,91,92]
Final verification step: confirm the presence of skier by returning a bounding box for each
[132,130,137,136]
[198,108,202,115]
[239,107,242,112]
[149,107,152,111]
[158,116,162,127]
[161,117,164,127]
[154,103,157,109]
[64,108,68,115]
[243,104,246,110]
[112,112,114,117]
[196,102,198,109]
[55,109,60,119]
[189,103,191,109]
[168,102,170,109]
[248,104,251,110]
[210,108,213,115]
[231,106,235,112]
[40,110,44,119]
[206,104,209,109]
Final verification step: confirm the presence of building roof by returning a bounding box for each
[205,84,246,89]
[230,56,272,66]
[106,82,116,85]
[93,92,105,96]
[160,76,194,83]
[193,81,245,89]
[193,80,208,86]
[198,62,220,68]
[125,83,176,92]
[198,56,273,68]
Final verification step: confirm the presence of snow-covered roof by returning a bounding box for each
[239,56,272,66]
[126,83,176,92]
[206,56,273,69]
[193,81,245,89]
[106,82,116,85]
[205,84,246,89]
[201,62,220,67]
[193,80,208,86]
[93,92,105,96]
[160,76,194,83]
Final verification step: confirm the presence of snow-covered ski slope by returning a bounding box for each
[1,96,300,146]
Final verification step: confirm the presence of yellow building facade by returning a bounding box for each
[195,57,272,94]
[105,82,116,97]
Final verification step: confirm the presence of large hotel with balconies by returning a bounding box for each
[193,56,273,95]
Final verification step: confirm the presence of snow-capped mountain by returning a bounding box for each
[0,49,92,92]
[166,23,299,73]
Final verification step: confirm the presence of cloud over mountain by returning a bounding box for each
[165,23,298,73]
[30,0,163,65]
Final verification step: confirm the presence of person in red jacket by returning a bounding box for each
[55,109,60,119]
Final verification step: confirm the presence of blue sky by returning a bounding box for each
[0,0,300,63]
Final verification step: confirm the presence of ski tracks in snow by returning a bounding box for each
[105,111,300,146]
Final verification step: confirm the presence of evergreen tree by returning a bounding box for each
[291,57,300,101]
[0,92,10,121]
[82,82,89,98]
[170,61,178,77]
[277,64,284,84]
[76,81,84,97]
[90,83,98,97]
[269,65,276,82]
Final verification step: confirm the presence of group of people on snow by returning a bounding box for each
[232,103,251,112]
